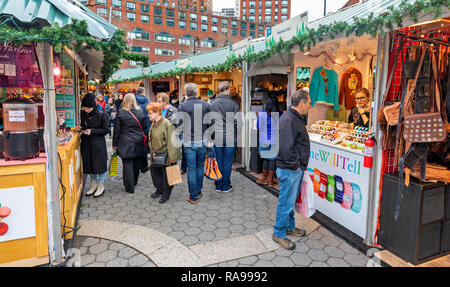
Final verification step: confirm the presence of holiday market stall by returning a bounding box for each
[0,0,127,266]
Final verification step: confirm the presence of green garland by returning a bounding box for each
[109,0,449,84]
[0,17,149,83]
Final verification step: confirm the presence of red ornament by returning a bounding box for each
[0,207,11,218]
[0,222,8,236]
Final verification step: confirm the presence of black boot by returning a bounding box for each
[151,190,162,198]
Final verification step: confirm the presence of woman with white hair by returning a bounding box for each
[113,93,150,194]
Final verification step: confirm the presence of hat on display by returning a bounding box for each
[82,93,97,108]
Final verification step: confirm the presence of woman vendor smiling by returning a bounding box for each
[348,88,371,128]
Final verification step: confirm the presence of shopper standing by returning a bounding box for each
[97,94,107,112]
[105,97,117,137]
[210,81,240,194]
[113,93,149,194]
[147,103,181,203]
[135,87,151,173]
[156,92,178,123]
[174,83,211,204]
[78,93,109,198]
[273,88,311,250]
[256,96,280,187]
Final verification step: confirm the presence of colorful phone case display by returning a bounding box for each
[313,168,321,194]
[342,181,353,210]
[350,183,362,213]
[319,172,327,199]
[326,175,335,202]
[334,175,344,204]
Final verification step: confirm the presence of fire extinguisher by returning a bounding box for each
[364,138,375,168]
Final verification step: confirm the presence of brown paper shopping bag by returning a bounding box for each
[166,164,182,186]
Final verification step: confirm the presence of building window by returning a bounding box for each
[221,27,228,34]
[231,20,237,28]
[201,38,217,48]
[97,7,107,16]
[231,29,238,36]
[222,19,228,26]
[179,11,186,19]
[141,14,150,23]
[166,8,174,17]
[250,23,255,30]
[140,4,149,12]
[258,32,264,37]
[265,1,272,7]
[154,16,162,25]
[201,24,208,32]
[154,6,162,15]
[274,15,278,21]
[258,16,262,22]
[128,29,150,40]
[281,8,288,14]
[265,15,271,22]
[242,9,246,15]
[241,22,247,29]
[258,25,264,31]
[190,13,197,21]
[179,35,193,45]
[167,18,175,26]
[179,50,190,57]
[131,46,150,53]
[96,0,106,5]
[249,8,255,15]
[127,12,136,21]
[155,32,174,43]
[112,10,122,19]
[240,30,247,37]
[211,26,218,33]
[129,60,143,67]
[179,20,186,28]
[248,16,255,22]
[190,22,198,30]
[250,31,255,38]
[282,0,288,6]
[249,1,256,7]
[201,15,208,23]
[126,2,136,11]
[265,8,271,14]
[155,48,174,56]
[112,0,121,8]
[281,15,288,21]
[242,1,246,7]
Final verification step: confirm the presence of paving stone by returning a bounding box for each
[318,227,335,238]
[274,248,294,257]
[81,237,100,247]
[89,241,109,255]
[321,235,342,247]
[197,232,215,241]
[307,249,329,262]
[230,217,246,225]
[290,253,312,266]
[214,228,231,237]
[97,250,118,262]
[168,231,186,241]
[160,219,177,226]
[203,217,218,225]
[258,252,276,261]
[184,227,202,236]
[180,236,200,246]
[293,242,310,253]
[243,221,259,229]
[200,224,216,232]
[339,242,360,255]
[309,261,329,267]
[344,254,368,267]
[80,254,96,266]
[327,257,351,267]
[142,261,157,267]
[108,242,125,251]
[272,256,294,267]
[238,256,258,265]
[228,224,245,233]
[305,238,325,250]
[106,257,129,267]
[119,247,139,259]
[253,260,275,267]
[79,247,88,256]
[307,231,323,240]
[324,246,345,258]
[85,262,106,267]
[129,254,150,267]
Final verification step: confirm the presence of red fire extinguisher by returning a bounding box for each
[364,138,375,168]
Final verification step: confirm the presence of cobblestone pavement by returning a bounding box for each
[74,139,371,267]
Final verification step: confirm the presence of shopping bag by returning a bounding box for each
[295,171,316,218]
[166,164,182,186]
[204,148,222,181]
[109,150,119,176]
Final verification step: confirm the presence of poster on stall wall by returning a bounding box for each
[0,186,36,243]
[55,51,76,127]
[307,142,369,239]
[0,43,43,88]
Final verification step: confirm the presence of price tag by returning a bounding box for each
[9,110,25,122]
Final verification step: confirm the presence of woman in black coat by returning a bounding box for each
[113,93,149,194]
[78,93,109,198]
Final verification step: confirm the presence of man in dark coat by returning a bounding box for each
[113,94,149,194]
[135,87,151,173]
[78,93,109,198]
[273,88,311,250]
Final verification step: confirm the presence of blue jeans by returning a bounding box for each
[273,168,304,239]
[214,145,236,191]
[183,145,206,201]
[89,172,107,183]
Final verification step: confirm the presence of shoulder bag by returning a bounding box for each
[149,122,168,167]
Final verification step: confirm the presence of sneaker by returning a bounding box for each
[286,228,306,237]
[222,186,233,194]
[86,182,98,196]
[197,193,203,200]
[215,189,222,193]
[93,183,105,198]
[187,196,198,205]
[272,234,296,250]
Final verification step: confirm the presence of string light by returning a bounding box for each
[307,51,375,67]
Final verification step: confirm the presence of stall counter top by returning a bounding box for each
[0,154,47,167]
[308,133,364,157]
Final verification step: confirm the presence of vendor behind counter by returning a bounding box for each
[348,88,371,128]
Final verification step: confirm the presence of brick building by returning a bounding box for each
[240,0,290,24]
[83,0,272,68]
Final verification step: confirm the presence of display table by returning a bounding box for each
[0,156,49,265]
[307,133,370,239]
[0,133,83,265]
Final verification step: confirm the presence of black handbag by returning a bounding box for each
[149,125,168,167]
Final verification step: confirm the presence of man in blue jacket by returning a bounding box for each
[273,88,311,250]
[135,87,151,173]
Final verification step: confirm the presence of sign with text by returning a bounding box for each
[265,13,308,48]
[175,58,191,69]
[307,140,369,239]
[230,37,253,57]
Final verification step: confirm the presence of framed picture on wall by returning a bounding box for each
[214,79,234,94]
